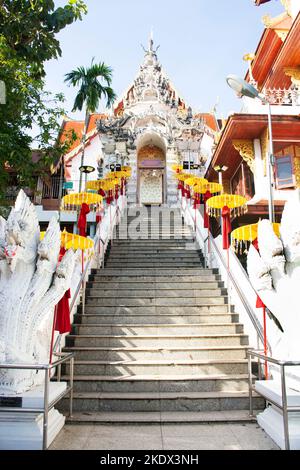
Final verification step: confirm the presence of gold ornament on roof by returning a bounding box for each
[232,140,255,174]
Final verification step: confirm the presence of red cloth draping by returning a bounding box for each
[55,288,71,334]
[252,238,266,308]
[55,247,71,334]
[221,205,232,250]
[96,214,102,224]
[115,185,119,201]
[120,178,125,196]
[185,187,191,199]
[77,203,90,237]
[98,188,106,197]
[203,191,212,229]
[106,190,113,205]
[193,193,200,210]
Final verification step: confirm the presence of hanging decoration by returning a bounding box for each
[231,223,280,255]
[172,164,183,173]
[78,203,90,237]
[40,229,94,253]
[206,194,248,218]
[207,194,248,262]
[192,182,223,228]
[61,192,103,212]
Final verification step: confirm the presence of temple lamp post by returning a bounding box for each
[214,165,228,191]
[214,165,228,233]
[226,75,275,223]
[79,165,96,190]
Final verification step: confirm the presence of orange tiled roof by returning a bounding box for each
[194,113,218,131]
[59,119,84,153]
[87,113,107,133]
[59,114,108,154]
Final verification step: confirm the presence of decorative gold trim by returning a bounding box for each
[262,14,273,28]
[284,67,300,85]
[232,140,255,174]
[294,158,300,188]
[260,129,269,177]
[275,29,289,41]
[138,145,165,161]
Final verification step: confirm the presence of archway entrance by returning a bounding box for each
[138,144,166,206]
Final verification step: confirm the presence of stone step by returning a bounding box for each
[64,360,248,377]
[72,323,243,335]
[64,345,248,361]
[65,410,259,424]
[60,374,251,393]
[86,281,222,290]
[86,289,225,298]
[113,237,195,242]
[104,262,203,268]
[67,334,248,348]
[109,247,199,252]
[59,391,264,413]
[90,274,219,283]
[91,268,216,275]
[107,253,202,259]
[82,305,231,314]
[74,312,238,325]
[110,241,195,246]
[85,297,228,307]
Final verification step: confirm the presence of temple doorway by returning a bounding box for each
[137,144,166,206]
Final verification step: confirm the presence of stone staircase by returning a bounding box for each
[61,207,264,423]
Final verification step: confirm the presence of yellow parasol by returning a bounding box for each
[171,164,183,172]
[174,173,194,182]
[206,194,248,218]
[40,229,94,252]
[60,192,103,212]
[185,177,208,188]
[85,179,115,192]
[193,182,223,195]
[231,222,280,254]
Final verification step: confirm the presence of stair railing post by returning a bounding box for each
[82,279,86,316]
[69,356,74,418]
[248,351,253,417]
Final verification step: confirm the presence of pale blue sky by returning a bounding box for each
[46,0,283,120]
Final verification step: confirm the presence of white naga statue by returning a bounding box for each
[247,190,300,386]
[0,190,75,395]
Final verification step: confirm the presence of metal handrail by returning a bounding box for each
[183,200,271,354]
[0,352,74,450]
[209,232,271,354]
[69,202,121,316]
[247,349,300,450]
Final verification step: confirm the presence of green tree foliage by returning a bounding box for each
[0,0,87,197]
[65,59,116,191]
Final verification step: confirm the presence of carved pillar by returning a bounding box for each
[294,145,300,188]
[284,67,300,86]
[232,140,255,174]
[259,129,269,177]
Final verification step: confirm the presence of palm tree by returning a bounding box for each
[65,59,116,191]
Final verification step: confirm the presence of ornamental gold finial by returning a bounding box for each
[243,53,256,86]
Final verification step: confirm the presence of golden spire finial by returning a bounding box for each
[243,53,256,85]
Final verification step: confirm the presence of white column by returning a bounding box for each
[253,138,265,200]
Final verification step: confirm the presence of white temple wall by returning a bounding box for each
[69,136,104,192]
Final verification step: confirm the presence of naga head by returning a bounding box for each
[4,190,39,272]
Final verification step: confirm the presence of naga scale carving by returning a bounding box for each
[0,191,76,394]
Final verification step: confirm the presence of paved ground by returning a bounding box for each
[50,423,279,450]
